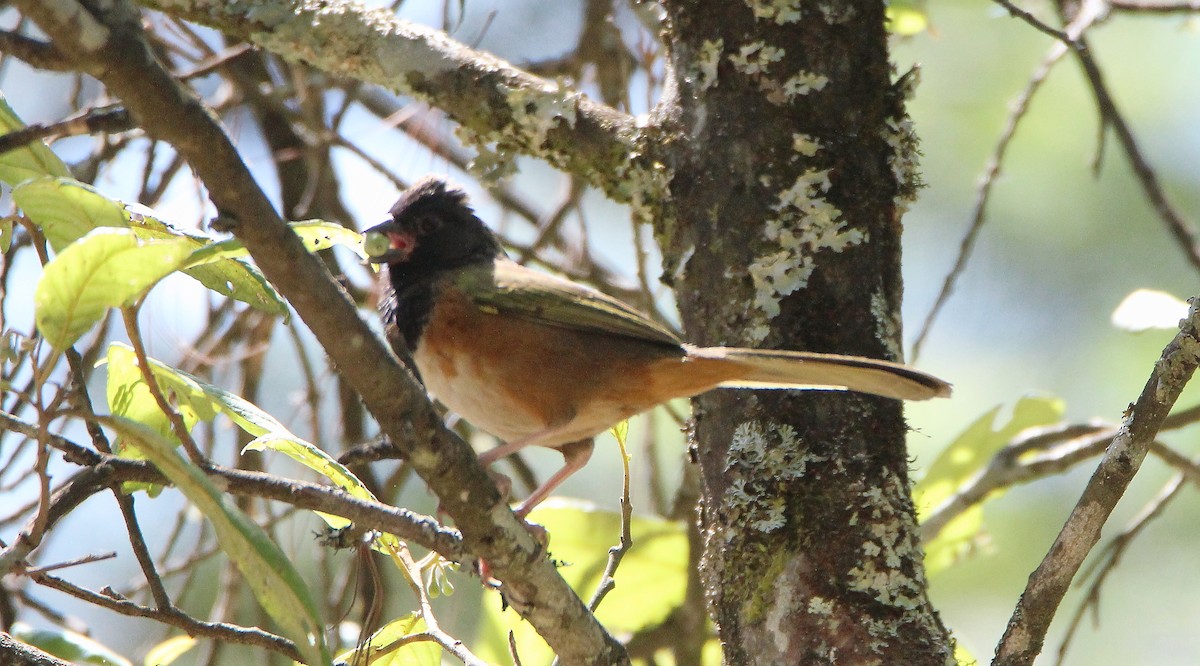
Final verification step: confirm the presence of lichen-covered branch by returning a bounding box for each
[137,0,667,206]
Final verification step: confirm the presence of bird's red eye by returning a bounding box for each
[416,216,440,234]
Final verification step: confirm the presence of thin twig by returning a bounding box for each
[30,571,301,661]
[910,42,1069,361]
[120,306,206,462]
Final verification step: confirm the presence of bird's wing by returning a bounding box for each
[455,259,683,348]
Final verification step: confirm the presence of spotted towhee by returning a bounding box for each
[365,177,950,517]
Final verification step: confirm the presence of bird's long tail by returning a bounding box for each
[688,346,951,401]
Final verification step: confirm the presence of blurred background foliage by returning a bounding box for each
[2,0,1199,664]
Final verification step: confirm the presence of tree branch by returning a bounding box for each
[993,298,1200,664]
[133,0,659,203]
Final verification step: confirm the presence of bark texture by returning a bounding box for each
[655,1,953,662]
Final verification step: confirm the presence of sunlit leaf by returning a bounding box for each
[335,613,439,666]
[1111,288,1189,333]
[243,434,398,546]
[187,220,366,264]
[15,177,128,253]
[476,498,688,664]
[128,211,287,316]
[17,177,287,314]
[105,342,210,461]
[0,94,71,186]
[955,638,979,666]
[11,622,132,666]
[915,395,1064,575]
[0,216,12,253]
[243,434,374,502]
[106,341,288,447]
[886,1,929,36]
[34,228,193,349]
[142,635,196,666]
[94,415,330,666]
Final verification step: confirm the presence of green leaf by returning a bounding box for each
[11,622,132,666]
[142,635,197,666]
[243,435,374,502]
[105,342,210,460]
[106,342,289,448]
[187,220,366,265]
[15,177,129,253]
[16,177,287,315]
[0,94,71,186]
[34,228,193,349]
[915,395,1064,575]
[0,216,12,253]
[243,434,398,545]
[127,211,288,316]
[476,499,688,664]
[335,613,439,666]
[94,415,330,666]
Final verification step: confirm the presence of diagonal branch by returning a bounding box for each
[13,1,627,663]
[993,297,1200,664]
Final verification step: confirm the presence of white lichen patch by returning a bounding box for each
[746,169,867,341]
[745,0,803,24]
[448,78,583,184]
[846,470,927,611]
[503,79,580,148]
[729,42,785,76]
[693,38,724,92]
[883,116,920,214]
[807,596,834,616]
[763,70,830,105]
[791,133,822,157]
[723,421,822,539]
[870,290,903,360]
[783,71,830,97]
[884,68,923,213]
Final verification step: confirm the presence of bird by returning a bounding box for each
[364,177,950,518]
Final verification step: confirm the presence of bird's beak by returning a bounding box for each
[363,221,415,264]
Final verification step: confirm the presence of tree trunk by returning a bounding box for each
[656,1,954,662]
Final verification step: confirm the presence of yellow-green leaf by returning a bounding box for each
[127,211,287,316]
[95,415,330,666]
[886,1,929,36]
[916,395,1064,575]
[1111,288,1189,333]
[11,622,132,666]
[244,434,401,550]
[106,341,288,446]
[0,94,71,186]
[34,229,193,349]
[187,220,365,265]
[0,216,12,253]
[142,635,196,666]
[335,613,439,666]
[15,177,128,253]
[476,499,687,664]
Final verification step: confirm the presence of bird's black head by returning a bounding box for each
[364,177,503,284]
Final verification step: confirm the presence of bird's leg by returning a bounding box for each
[514,438,594,519]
